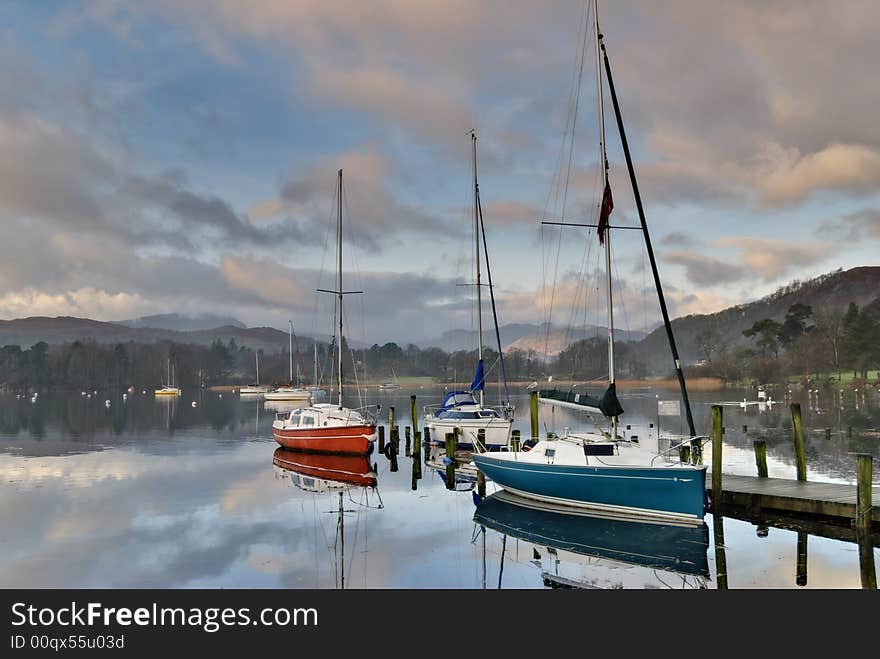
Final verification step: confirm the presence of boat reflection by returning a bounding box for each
[273,448,378,492]
[473,491,710,589]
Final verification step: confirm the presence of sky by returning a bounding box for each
[1,0,878,346]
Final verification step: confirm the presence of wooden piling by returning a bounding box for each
[711,405,723,511]
[825,427,831,441]
[790,403,807,482]
[712,514,728,590]
[511,429,521,452]
[529,390,539,440]
[477,428,486,452]
[378,425,385,453]
[477,470,486,497]
[753,440,768,478]
[413,432,422,479]
[410,394,418,439]
[388,405,395,433]
[423,426,431,445]
[857,528,877,589]
[679,444,690,464]
[856,454,873,531]
[405,426,411,456]
[445,432,457,490]
[392,425,400,456]
[795,531,808,587]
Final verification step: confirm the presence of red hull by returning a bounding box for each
[273,448,377,487]
[272,424,376,454]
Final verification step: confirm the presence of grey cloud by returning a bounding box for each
[816,208,880,242]
[665,251,748,286]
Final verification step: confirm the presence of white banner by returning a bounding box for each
[658,400,680,416]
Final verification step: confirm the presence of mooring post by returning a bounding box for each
[790,403,807,481]
[389,405,395,433]
[378,425,385,453]
[753,440,768,478]
[511,429,521,452]
[476,470,486,497]
[410,394,418,439]
[423,425,431,446]
[679,444,690,464]
[529,391,539,441]
[857,527,877,589]
[796,531,808,587]
[856,453,873,531]
[712,405,723,511]
[411,451,418,491]
[413,431,422,479]
[712,514,728,590]
[405,426,411,456]
[477,428,486,452]
[445,432,457,490]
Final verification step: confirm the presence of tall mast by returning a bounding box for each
[337,169,344,409]
[595,0,617,439]
[313,342,318,386]
[255,351,259,386]
[288,320,293,384]
[471,130,484,408]
[600,32,697,439]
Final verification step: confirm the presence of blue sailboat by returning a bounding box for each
[426,131,514,450]
[473,1,707,524]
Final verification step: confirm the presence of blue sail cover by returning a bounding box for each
[470,359,485,392]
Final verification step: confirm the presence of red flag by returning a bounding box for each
[598,181,613,245]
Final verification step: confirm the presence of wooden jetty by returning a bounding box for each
[707,471,880,527]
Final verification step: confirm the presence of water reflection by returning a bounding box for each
[473,491,710,589]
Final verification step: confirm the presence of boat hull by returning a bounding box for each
[273,448,377,488]
[272,424,377,454]
[427,418,512,449]
[472,454,707,523]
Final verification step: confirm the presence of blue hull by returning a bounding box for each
[473,492,710,577]
[472,454,707,522]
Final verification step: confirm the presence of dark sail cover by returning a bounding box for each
[538,382,624,418]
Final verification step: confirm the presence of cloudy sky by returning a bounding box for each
[1,1,878,345]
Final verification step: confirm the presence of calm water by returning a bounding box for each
[1,385,877,589]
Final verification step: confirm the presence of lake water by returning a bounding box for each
[1,385,877,589]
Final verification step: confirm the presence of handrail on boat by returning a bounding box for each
[651,435,710,467]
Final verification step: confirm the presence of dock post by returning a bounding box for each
[790,403,807,482]
[796,531,808,587]
[413,431,422,480]
[392,426,400,456]
[856,454,873,531]
[825,427,831,441]
[405,426,411,456]
[388,405,395,433]
[712,514,728,590]
[378,425,385,453]
[753,440,768,478]
[423,425,431,445]
[410,394,418,439]
[529,391,539,440]
[857,528,877,589]
[476,470,486,497]
[445,432,457,490]
[679,444,690,464]
[511,429,521,452]
[711,405,723,512]
[477,428,486,452]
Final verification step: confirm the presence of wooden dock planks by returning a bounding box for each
[706,472,879,523]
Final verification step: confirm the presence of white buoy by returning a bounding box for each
[218,394,222,399]
[105,400,111,407]
[87,393,91,399]
[191,401,198,408]
[142,390,146,395]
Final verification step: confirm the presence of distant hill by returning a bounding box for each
[636,266,880,372]
[114,313,246,332]
[0,316,317,354]
[420,322,647,355]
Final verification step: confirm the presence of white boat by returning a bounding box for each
[272,169,379,455]
[154,358,181,396]
[265,320,312,401]
[473,1,706,524]
[239,351,269,396]
[425,131,513,450]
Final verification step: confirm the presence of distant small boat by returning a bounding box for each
[239,351,269,395]
[264,387,312,402]
[155,358,181,396]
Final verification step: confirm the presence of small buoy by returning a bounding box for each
[191,401,197,408]
[87,394,91,399]
[142,390,146,395]
[93,390,97,395]
[218,394,222,399]
[105,400,111,407]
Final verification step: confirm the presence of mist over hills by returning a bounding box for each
[113,313,246,332]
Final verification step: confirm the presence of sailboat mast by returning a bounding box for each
[337,169,344,409]
[595,0,617,439]
[255,351,260,386]
[599,33,697,438]
[472,130,484,408]
[288,320,293,384]
[313,342,318,386]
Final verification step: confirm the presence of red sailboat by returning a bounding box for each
[273,448,377,490]
[272,169,377,454]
